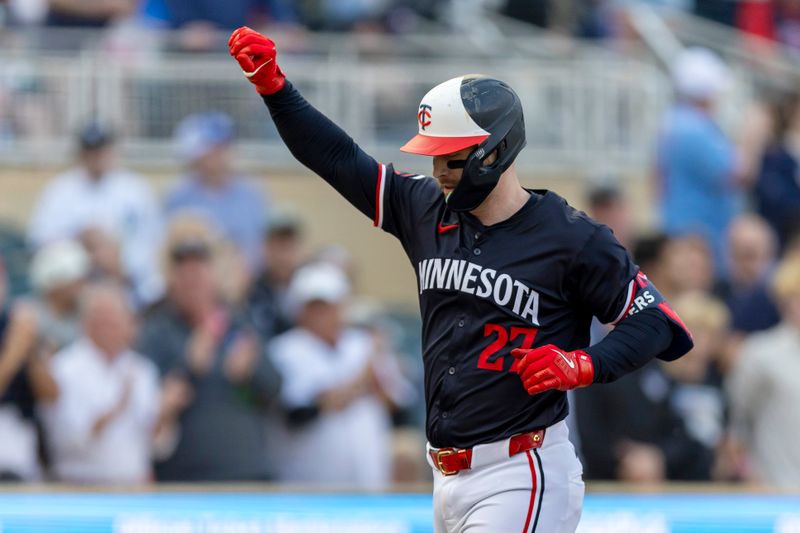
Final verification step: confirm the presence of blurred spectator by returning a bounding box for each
[4,240,93,479]
[656,48,742,275]
[659,234,716,298]
[718,215,780,335]
[166,112,269,271]
[246,209,305,342]
[0,258,57,481]
[586,183,633,248]
[43,283,161,484]
[665,292,730,465]
[28,123,164,307]
[24,240,90,353]
[46,0,138,27]
[79,227,130,289]
[137,214,281,481]
[632,233,672,290]
[269,262,411,488]
[727,252,800,487]
[753,89,800,250]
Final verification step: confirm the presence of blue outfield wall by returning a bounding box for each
[0,492,797,532]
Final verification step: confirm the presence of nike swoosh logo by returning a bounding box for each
[437,223,459,234]
[551,348,575,369]
[244,58,273,78]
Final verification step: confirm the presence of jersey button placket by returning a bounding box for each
[440,312,466,438]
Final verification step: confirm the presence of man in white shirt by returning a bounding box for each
[269,262,411,489]
[28,123,164,306]
[44,283,184,484]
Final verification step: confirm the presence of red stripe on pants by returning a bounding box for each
[522,450,538,532]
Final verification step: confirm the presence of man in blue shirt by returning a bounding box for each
[166,112,269,270]
[657,47,743,275]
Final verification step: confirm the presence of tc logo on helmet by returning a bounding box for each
[418,104,432,130]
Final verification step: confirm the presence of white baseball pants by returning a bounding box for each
[427,421,584,533]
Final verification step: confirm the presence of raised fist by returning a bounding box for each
[228,26,286,95]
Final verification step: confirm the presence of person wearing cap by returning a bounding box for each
[28,121,164,307]
[23,239,91,353]
[0,240,89,480]
[656,47,743,276]
[229,28,693,531]
[268,262,410,488]
[165,111,269,270]
[136,213,281,481]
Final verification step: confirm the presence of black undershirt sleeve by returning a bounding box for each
[585,308,674,383]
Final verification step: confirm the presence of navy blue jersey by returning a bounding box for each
[263,82,689,448]
[376,169,636,447]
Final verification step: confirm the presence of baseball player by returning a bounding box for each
[228,27,693,532]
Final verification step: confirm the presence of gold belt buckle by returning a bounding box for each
[435,448,459,476]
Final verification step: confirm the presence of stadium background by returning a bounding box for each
[1,1,800,532]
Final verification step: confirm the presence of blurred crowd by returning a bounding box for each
[573,48,800,488]
[509,0,800,49]
[0,112,423,486]
[2,0,436,36]
[1,0,800,49]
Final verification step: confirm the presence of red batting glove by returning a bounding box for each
[228,26,286,95]
[510,344,594,396]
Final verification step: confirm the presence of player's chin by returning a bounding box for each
[439,183,455,196]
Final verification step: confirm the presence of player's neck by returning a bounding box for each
[469,169,530,226]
